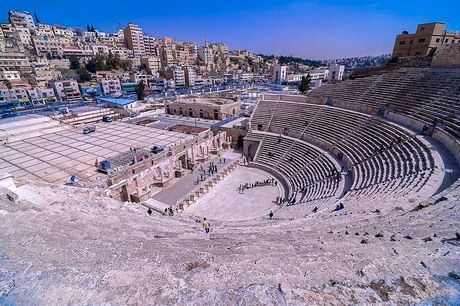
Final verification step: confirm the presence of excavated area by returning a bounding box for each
[0,181,459,305]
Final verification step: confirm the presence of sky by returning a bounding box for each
[1,0,459,59]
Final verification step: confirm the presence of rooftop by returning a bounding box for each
[98,97,136,105]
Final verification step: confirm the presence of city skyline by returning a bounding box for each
[0,0,458,59]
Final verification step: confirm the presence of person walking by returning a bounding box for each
[269,210,274,220]
[203,218,211,234]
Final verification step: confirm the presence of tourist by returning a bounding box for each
[312,206,318,213]
[147,208,152,215]
[223,158,226,164]
[269,210,274,219]
[203,218,210,234]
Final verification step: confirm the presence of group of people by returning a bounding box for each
[333,203,344,211]
[238,178,277,194]
[195,162,219,184]
[164,207,175,215]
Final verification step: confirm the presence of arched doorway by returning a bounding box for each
[213,109,219,120]
[189,108,193,117]
[166,105,171,114]
[179,107,183,116]
[199,109,204,118]
[237,135,244,150]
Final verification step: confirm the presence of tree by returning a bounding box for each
[34,11,41,24]
[120,59,133,71]
[3,79,12,89]
[69,56,80,70]
[135,80,145,100]
[87,24,90,32]
[76,67,91,82]
[90,25,95,32]
[85,58,98,73]
[298,74,311,93]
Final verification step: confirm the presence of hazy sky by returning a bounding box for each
[1,0,458,59]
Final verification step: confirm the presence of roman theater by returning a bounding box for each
[1,66,459,304]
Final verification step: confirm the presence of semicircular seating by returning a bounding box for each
[245,90,448,203]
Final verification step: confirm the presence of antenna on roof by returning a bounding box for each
[421,14,427,23]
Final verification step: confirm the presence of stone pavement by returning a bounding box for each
[152,151,239,206]
[185,166,282,222]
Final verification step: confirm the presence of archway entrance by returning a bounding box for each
[237,135,244,150]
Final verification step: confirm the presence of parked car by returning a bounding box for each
[102,115,113,122]
[82,126,96,134]
[151,146,164,154]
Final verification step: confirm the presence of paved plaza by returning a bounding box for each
[0,119,195,184]
[185,166,283,221]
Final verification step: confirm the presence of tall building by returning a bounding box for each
[123,23,145,57]
[143,34,157,56]
[392,22,460,57]
[198,38,214,68]
[272,65,287,84]
[327,63,344,82]
[183,67,196,87]
[8,11,36,30]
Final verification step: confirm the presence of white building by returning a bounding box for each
[165,69,186,87]
[0,70,21,81]
[272,65,287,84]
[92,44,110,55]
[327,63,345,82]
[183,67,196,87]
[123,23,145,57]
[8,11,35,30]
[239,73,255,83]
[51,80,81,101]
[100,79,122,96]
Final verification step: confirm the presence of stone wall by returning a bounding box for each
[431,44,460,67]
[106,130,228,202]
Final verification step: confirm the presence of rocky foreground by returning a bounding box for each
[1,184,459,305]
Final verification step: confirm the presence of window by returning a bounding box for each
[418,38,425,43]
[415,52,422,56]
[399,41,406,45]
[409,40,413,44]
[436,38,440,42]
[420,27,425,32]
[445,39,449,43]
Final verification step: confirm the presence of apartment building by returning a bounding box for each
[123,23,145,57]
[8,11,35,30]
[165,69,186,87]
[99,79,122,96]
[140,56,162,72]
[32,36,64,57]
[27,87,57,102]
[143,34,157,56]
[183,67,196,87]
[392,22,460,57]
[51,79,81,101]
[52,25,75,38]
[327,63,344,82]
[272,65,287,84]
[0,52,32,75]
